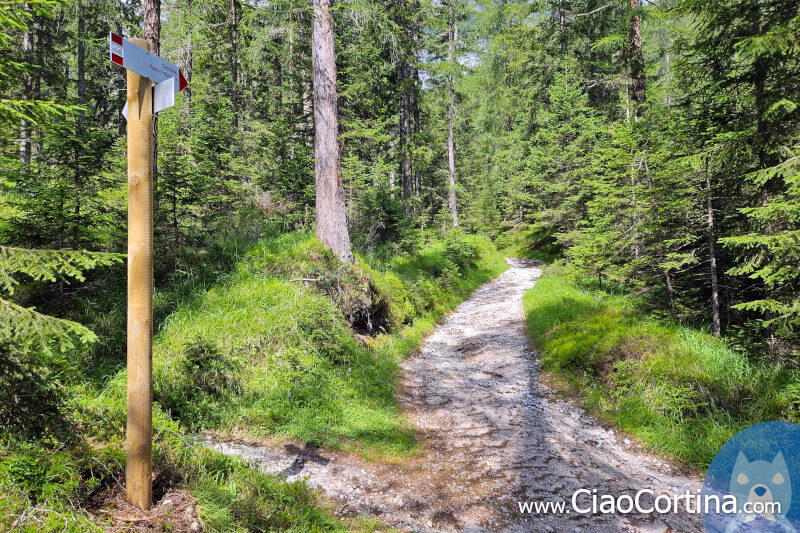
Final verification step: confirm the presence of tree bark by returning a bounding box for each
[628,0,645,118]
[312,0,354,263]
[74,8,85,245]
[20,1,33,166]
[401,60,413,199]
[230,0,241,129]
[300,10,314,145]
[664,20,671,112]
[389,138,396,198]
[144,0,161,179]
[32,21,43,158]
[116,20,127,135]
[447,0,459,228]
[184,0,193,105]
[559,3,567,52]
[273,45,282,116]
[752,1,775,346]
[412,0,421,196]
[705,157,721,337]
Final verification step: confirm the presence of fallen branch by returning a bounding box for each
[289,278,321,282]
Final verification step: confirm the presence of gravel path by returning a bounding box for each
[207,258,703,532]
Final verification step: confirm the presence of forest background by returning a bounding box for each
[1,0,799,529]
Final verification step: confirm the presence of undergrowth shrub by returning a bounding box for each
[444,229,482,270]
[155,338,241,424]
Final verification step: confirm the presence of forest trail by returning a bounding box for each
[207,259,702,532]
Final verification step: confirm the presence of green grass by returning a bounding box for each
[1,230,507,531]
[496,225,561,263]
[145,230,506,456]
[523,265,800,469]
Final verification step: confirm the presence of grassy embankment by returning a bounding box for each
[522,264,800,469]
[0,231,507,532]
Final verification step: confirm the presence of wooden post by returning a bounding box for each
[126,37,154,510]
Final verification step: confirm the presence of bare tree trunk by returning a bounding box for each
[230,0,241,130]
[447,0,459,228]
[664,20,671,112]
[273,46,281,116]
[32,22,43,158]
[752,6,775,347]
[77,11,85,124]
[389,138,396,199]
[20,2,33,166]
[117,20,127,134]
[300,10,314,146]
[312,0,354,263]
[144,0,160,179]
[705,157,721,337]
[628,0,645,118]
[401,61,413,199]
[184,0,193,105]
[559,2,567,52]
[412,0,421,197]
[74,8,85,245]
[643,157,675,307]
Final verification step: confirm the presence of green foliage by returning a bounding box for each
[721,148,800,339]
[0,231,505,529]
[0,0,77,127]
[0,246,123,351]
[524,266,800,467]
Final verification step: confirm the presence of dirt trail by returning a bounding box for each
[207,258,703,532]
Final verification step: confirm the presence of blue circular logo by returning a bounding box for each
[703,422,800,532]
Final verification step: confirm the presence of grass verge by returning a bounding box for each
[523,265,800,469]
[1,230,506,531]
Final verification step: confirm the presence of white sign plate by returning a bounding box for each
[109,32,188,94]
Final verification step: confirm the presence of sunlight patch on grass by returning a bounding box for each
[524,265,800,468]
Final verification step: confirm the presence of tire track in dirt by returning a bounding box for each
[207,258,703,532]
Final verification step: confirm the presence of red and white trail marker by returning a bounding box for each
[109,32,188,117]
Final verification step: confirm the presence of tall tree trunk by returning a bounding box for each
[412,0,421,196]
[643,157,675,307]
[273,44,282,117]
[20,2,33,166]
[116,20,127,135]
[559,2,567,52]
[752,1,775,347]
[447,0,459,228]
[628,0,645,118]
[32,22,43,158]
[230,0,240,130]
[705,158,721,337]
[144,0,160,180]
[74,8,85,245]
[389,138,396,199]
[312,0,354,263]
[664,20,671,112]
[184,0,193,105]
[300,10,314,146]
[401,61,413,199]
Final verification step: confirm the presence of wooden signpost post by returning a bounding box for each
[109,32,187,510]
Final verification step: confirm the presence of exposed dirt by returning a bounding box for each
[88,480,203,532]
[207,258,703,532]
